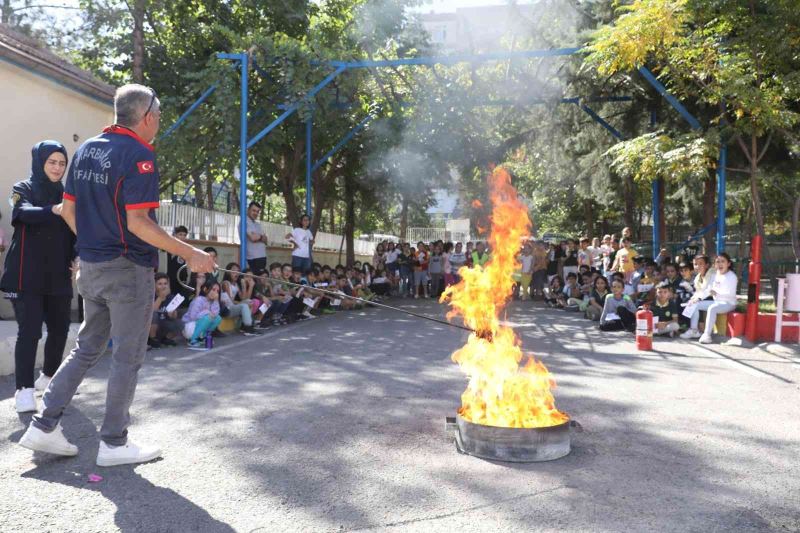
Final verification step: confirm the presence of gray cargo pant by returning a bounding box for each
[32,256,154,446]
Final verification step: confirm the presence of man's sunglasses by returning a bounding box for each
[144,89,158,117]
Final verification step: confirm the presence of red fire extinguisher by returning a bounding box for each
[636,305,654,351]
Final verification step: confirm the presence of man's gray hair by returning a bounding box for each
[114,84,158,127]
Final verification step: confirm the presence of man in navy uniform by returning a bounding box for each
[20,84,216,467]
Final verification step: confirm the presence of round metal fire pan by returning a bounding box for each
[455,414,571,463]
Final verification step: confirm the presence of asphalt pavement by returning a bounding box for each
[1,300,799,533]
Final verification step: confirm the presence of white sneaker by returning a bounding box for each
[34,372,51,392]
[96,440,162,467]
[301,310,315,319]
[19,423,78,456]
[15,388,36,413]
[699,334,713,344]
[680,329,701,339]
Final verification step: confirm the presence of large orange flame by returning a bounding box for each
[441,167,568,428]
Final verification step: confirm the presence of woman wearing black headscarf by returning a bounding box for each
[2,141,76,413]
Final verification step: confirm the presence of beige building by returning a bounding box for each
[0,24,114,318]
[0,23,114,243]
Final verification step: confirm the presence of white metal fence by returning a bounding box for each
[406,227,473,244]
[158,201,376,255]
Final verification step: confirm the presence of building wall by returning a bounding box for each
[0,58,113,314]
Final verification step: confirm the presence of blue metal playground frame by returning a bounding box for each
[164,47,726,267]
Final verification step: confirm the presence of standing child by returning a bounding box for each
[428,243,444,298]
[519,242,534,301]
[413,243,429,299]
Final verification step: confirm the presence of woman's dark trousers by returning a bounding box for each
[12,292,71,389]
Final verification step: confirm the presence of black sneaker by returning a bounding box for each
[241,326,261,336]
[211,330,227,338]
[160,338,177,347]
[147,337,161,349]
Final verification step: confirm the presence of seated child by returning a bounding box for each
[150,273,183,347]
[563,272,582,310]
[545,276,565,308]
[599,279,637,332]
[182,279,223,348]
[221,263,260,336]
[652,281,680,337]
[586,276,609,321]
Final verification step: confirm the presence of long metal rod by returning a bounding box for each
[161,84,218,139]
[578,103,624,140]
[178,265,475,334]
[312,111,375,172]
[238,52,249,268]
[638,66,701,130]
[326,47,582,68]
[247,65,347,149]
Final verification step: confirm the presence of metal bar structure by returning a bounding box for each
[161,84,218,139]
[217,52,251,268]
[311,111,376,173]
[717,144,727,254]
[247,65,347,149]
[162,46,723,264]
[577,104,624,140]
[238,53,249,268]
[326,47,582,68]
[637,66,701,131]
[650,109,660,256]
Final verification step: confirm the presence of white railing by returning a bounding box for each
[158,201,376,255]
[406,227,473,244]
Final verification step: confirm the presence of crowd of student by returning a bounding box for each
[516,230,739,345]
[149,220,738,350]
[150,225,394,350]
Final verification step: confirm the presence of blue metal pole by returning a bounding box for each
[326,47,582,68]
[312,112,376,172]
[238,52,249,268]
[717,144,727,254]
[652,181,660,258]
[650,109,660,257]
[306,114,312,216]
[578,104,624,140]
[638,67,701,130]
[247,65,346,149]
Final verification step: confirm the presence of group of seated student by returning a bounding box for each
[152,229,387,350]
[529,232,738,345]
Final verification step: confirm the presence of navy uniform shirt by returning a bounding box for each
[64,125,160,268]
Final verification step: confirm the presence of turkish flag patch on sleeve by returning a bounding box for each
[137,161,155,174]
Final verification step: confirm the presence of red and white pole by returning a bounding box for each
[745,235,762,343]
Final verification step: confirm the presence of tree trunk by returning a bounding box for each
[623,174,636,236]
[399,194,409,242]
[749,133,766,238]
[583,199,594,239]
[205,172,214,212]
[329,200,336,234]
[702,171,716,254]
[131,0,146,83]
[193,173,204,208]
[657,178,666,245]
[278,141,304,227]
[344,174,356,266]
[1,0,11,24]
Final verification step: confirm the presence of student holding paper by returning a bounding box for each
[680,253,738,343]
[149,273,184,347]
[599,279,637,332]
